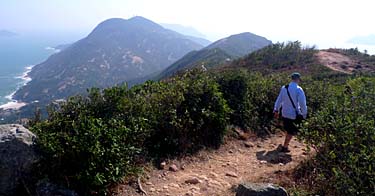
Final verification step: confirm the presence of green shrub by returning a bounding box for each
[32,69,230,194]
[33,98,144,194]
[300,77,375,195]
[134,70,230,157]
[217,70,285,134]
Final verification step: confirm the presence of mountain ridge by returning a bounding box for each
[153,32,272,80]
[14,16,204,103]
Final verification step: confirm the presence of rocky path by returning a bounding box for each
[114,131,313,196]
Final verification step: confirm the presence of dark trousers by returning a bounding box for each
[282,117,299,135]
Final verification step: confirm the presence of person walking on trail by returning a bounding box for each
[273,72,307,153]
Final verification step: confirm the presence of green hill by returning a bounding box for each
[154,32,272,80]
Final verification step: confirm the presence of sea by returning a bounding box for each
[0,32,83,107]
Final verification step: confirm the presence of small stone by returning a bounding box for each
[198,175,208,181]
[279,163,284,166]
[244,141,254,148]
[169,164,179,172]
[169,183,180,188]
[229,150,234,153]
[236,183,288,196]
[226,172,238,178]
[149,188,155,192]
[260,160,267,164]
[160,161,167,169]
[145,182,153,185]
[190,186,200,191]
[163,185,168,189]
[209,172,218,178]
[302,152,308,155]
[185,177,201,184]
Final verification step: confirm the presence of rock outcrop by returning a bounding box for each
[0,124,38,195]
[236,182,288,196]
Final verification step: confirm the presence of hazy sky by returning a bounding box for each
[1,0,375,52]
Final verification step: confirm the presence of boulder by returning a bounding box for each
[36,181,79,196]
[236,183,288,196]
[0,124,38,195]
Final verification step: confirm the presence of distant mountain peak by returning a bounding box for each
[14,16,203,103]
[206,32,272,57]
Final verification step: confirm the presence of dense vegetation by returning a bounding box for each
[298,77,375,195]
[29,44,374,195]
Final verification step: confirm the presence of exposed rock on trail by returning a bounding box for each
[236,182,288,196]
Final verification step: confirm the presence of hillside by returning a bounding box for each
[206,32,272,57]
[316,48,375,74]
[224,41,375,77]
[155,48,231,80]
[225,41,332,76]
[155,32,272,80]
[13,16,203,103]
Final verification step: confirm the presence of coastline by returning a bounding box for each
[0,65,33,110]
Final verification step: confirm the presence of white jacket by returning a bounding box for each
[274,82,307,119]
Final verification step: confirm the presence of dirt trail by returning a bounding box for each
[316,51,355,74]
[115,132,313,196]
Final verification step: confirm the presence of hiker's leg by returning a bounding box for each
[283,134,293,148]
[282,118,297,149]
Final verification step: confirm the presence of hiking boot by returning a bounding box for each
[277,145,290,153]
[280,146,290,153]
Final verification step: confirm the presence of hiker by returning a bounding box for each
[273,72,307,153]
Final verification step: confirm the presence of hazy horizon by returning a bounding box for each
[1,0,375,53]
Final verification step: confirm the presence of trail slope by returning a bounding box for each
[115,133,313,195]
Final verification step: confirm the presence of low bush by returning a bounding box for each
[32,69,230,194]
[217,70,285,134]
[299,77,375,195]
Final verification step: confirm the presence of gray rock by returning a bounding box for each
[0,124,38,195]
[236,183,288,196]
[36,181,79,196]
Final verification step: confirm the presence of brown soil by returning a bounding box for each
[316,51,355,74]
[113,131,313,196]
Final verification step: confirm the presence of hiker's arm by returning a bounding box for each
[298,88,308,118]
[274,87,283,113]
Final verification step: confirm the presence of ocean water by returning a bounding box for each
[0,33,83,106]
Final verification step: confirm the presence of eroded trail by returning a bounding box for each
[115,132,313,196]
[316,51,355,74]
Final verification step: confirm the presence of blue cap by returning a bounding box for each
[291,72,301,80]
